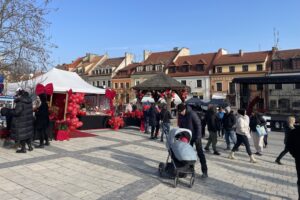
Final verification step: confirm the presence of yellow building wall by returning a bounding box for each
[215,62,266,73]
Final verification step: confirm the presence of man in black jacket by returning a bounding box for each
[286,126,300,199]
[222,107,236,150]
[178,103,208,178]
[204,106,221,155]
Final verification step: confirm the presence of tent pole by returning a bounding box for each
[64,92,69,120]
[49,95,53,107]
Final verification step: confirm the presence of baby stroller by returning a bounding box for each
[158,128,197,188]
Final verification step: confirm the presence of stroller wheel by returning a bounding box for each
[158,162,165,177]
[174,173,178,188]
[189,173,195,188]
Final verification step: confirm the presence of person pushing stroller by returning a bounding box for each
[177,103,208,178]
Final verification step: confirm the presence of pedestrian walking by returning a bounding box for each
[178,103,208,178]
[249,112,266,156]
[275,116,295,165]
[222,106,236,150]
[149,103,160,139]
[204,106,221,155]
[160,104,172,142]
[228,109,257,163]
[286,125,300,199]
[217,107,225,137]
[35,93,50,148]
[9,89,34,153]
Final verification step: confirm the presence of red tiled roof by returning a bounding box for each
[170,53,215,66]
[214,51,269,65]
[67,57,83,69]
[113,63,141,79]
[98,57,124,68]
[142,50,179,65]
[272,49,300,60]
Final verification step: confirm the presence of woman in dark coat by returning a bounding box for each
[10,90,34,153]
[35,94,50,148]
[149,103,160,139]
[286,126,300,200]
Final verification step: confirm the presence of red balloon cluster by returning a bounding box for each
[66,93,86,130]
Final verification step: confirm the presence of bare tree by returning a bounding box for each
[0,0,54,82]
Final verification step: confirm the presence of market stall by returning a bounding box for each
[6,68,108,138]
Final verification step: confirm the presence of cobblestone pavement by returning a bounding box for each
[0,127,298,200]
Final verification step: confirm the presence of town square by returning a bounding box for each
[0,0,300,199]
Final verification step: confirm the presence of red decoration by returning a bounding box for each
[105,88,116,114]
[108,116,125,130]
[35,83,54,95]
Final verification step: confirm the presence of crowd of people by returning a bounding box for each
[142,101,299,199]
[1,89,50,153]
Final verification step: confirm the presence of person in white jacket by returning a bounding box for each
[228,109,257,163]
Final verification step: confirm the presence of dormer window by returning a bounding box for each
[169,67,176,73]
[182,66,189,72]
[242,65,248,72]
[217,67,222,73]
[137,66,143,72]
[146,65,152,71]
[155,65,162,71]
[196,64,204,71]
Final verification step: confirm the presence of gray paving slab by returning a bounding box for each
[0,127,297,200]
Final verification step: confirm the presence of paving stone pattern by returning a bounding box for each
[0,127,298,200]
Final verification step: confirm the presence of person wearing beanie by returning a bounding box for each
[228,109,257,163]
[178,103,208,178]
[222,106,237,150]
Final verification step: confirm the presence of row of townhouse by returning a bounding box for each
[59,47,300,113]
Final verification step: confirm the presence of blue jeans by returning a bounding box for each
[161,123,170,141]
[225,130,236,149]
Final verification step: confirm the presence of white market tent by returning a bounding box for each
[6,68,105,95]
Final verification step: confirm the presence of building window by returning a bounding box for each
[126,82,129,88]
[114,83,118,89]
[182,66,189,72]
[135,80,140,86]
[229,66,235,73]
[102,81,106,86]
[295,83,300,89]
[197,80,202,88]
[146,65,152,71]
[256,64,263,71]
[120,83,124,88]
[229,82,235,94]
[155,65,162,71]
[126,94,130,104]
[216,83,222,91]
[196,64,204,71]
[275,84,282,90]
[257,84,263,91]
[270,100,277,109]
[92,81,95,86]
[181,80,186,85]
[278,98,290,109]
[217,67,222,73]
[137,66,143,72]
[109,69,112,74]
[97,81,100,87]
[169,67,176,73]
[199,95,203,100]
[242,65,248,72]
[108,81,111,88]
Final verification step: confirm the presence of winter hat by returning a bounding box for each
[177,103,186,113]
[225,106,231,113]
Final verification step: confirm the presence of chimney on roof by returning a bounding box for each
[239,49,243,57]
[143,50,151,61]
[125,52,133,66]
[173,47,179,51]
[218,48,228,55]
